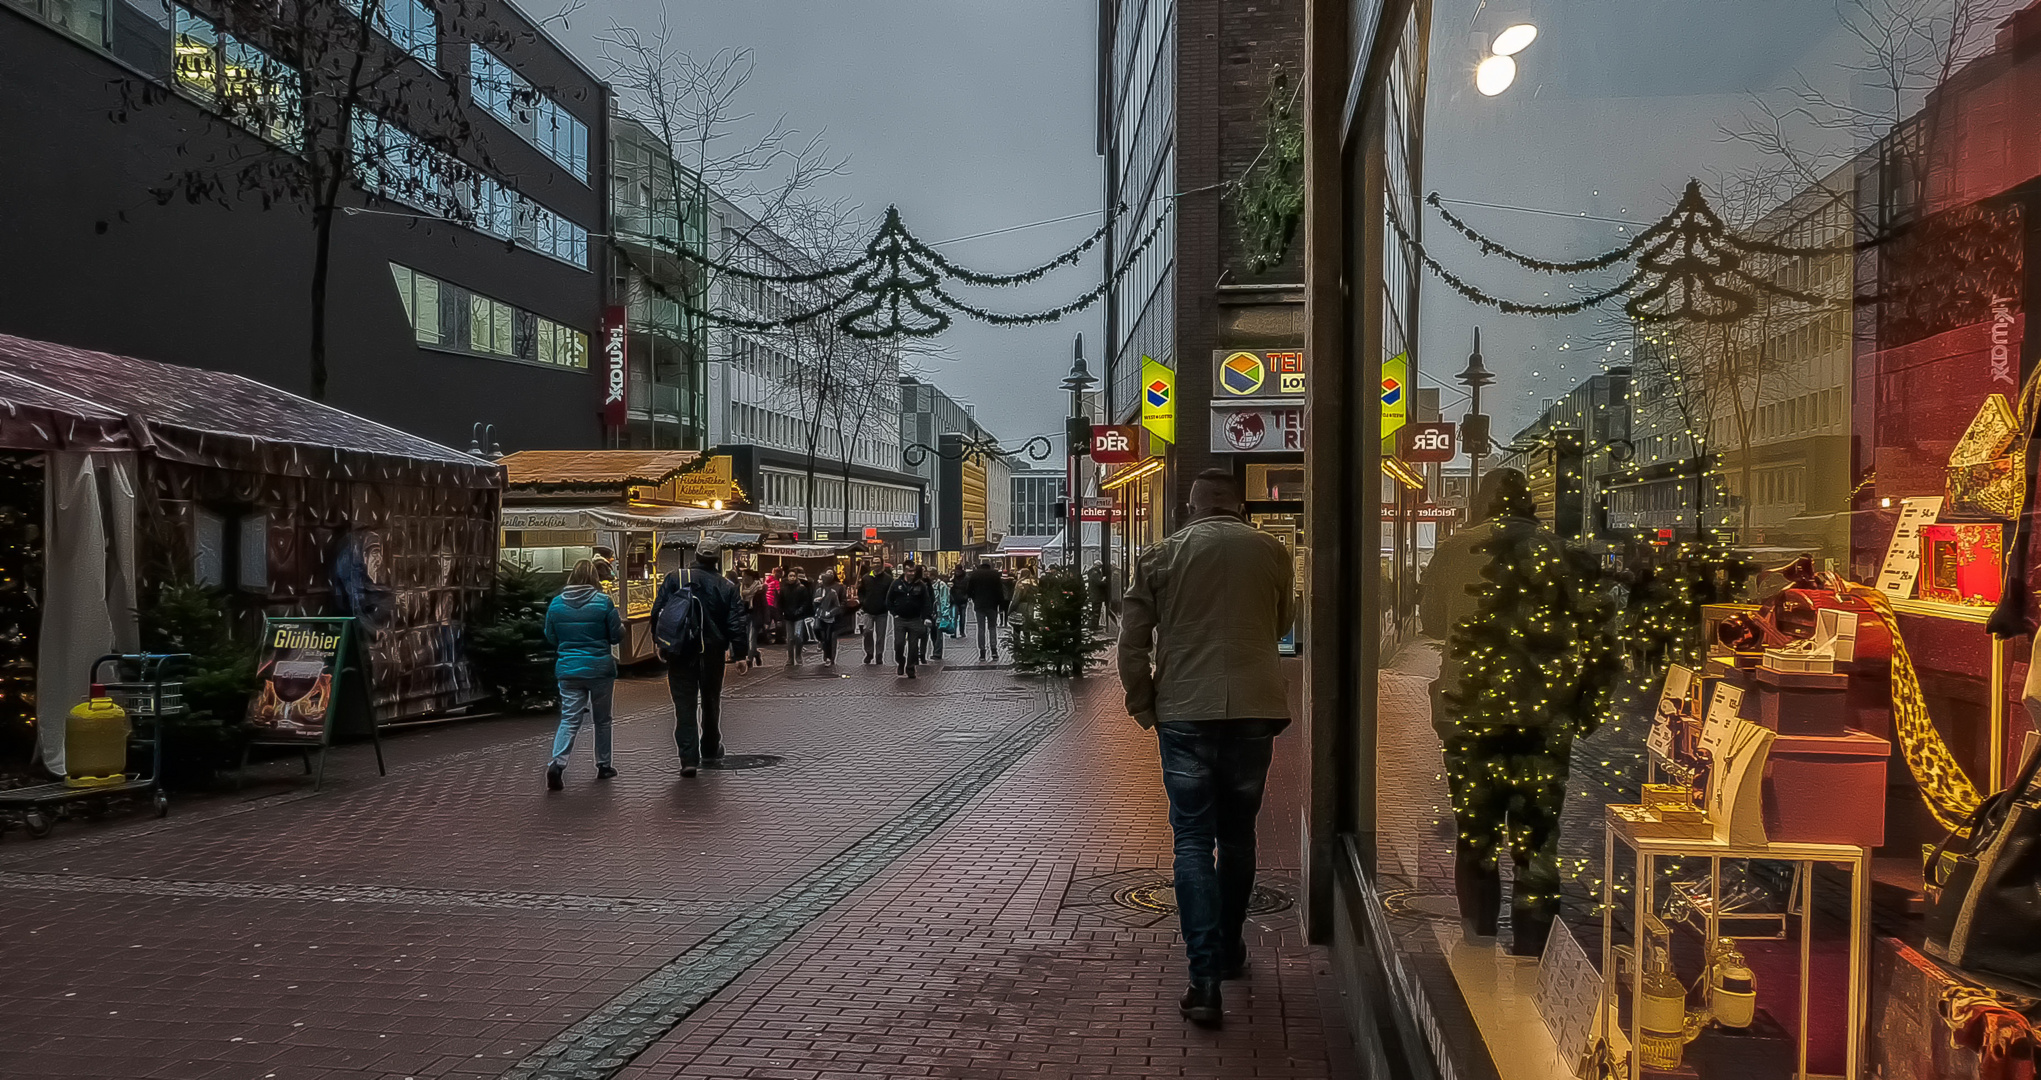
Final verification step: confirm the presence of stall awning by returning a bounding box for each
[501,504,798,537]
[0,333,497,487]
[708,532,763,549]
[500,450,703,491]
[760,541,861,558]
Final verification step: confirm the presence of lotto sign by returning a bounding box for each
[1213,350,1306,398]
[1090,424,1142,464]
[1141,356,1176,444]
[1381,353,1408,440]
[1399,422,1456,463]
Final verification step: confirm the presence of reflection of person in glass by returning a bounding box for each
[1429,468,1610,957]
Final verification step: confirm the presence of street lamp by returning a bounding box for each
[1457,328,1496,514]
[1062,334,1096,571]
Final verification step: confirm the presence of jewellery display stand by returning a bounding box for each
[1597,814,1871,1080]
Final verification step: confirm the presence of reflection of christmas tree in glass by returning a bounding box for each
[0,453,43,777]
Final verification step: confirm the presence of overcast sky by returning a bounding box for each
[550,0,1105,451]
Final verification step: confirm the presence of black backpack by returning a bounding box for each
[654,570,706,657]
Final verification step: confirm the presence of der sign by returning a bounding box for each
[1091,424,1143,464]
[1399,422,1456,463]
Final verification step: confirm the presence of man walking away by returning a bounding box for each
[543,559,623,790]
[886,564,934,678]
[653,539,749,778]
[1119,469,1294,1028]
[779,570,815,666]
[966,559,1006,662]
[859,562,894,664]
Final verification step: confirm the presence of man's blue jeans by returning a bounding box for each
[1156,719,1285,979]
[551,678,615,771]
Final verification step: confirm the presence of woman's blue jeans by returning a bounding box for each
[1156,719,1285,979]
[551,678,615,771]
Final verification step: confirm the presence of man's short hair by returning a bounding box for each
[1190,468,1244,510]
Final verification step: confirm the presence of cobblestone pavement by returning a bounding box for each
[0,656,1353,1079]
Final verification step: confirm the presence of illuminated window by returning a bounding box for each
[388,263,589,370]
[172,6,301,147]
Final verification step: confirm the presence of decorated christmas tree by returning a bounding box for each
[1008,567,1110,677]
[1442,484,1620,955]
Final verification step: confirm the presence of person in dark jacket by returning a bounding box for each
[948,565,970,640]
[652,539,749,777]
[778,569,815,666]
[858,563,894,664]
[813,570,847,667]
[965,559,1007,662]
[886,564,935,678]
[544,559,624,790]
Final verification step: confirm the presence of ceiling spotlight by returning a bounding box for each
[1476,54,1517,95]
[1492,23,1538,56]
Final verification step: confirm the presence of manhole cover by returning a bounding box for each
[1111,878,1293,916]
[700,754,785,770]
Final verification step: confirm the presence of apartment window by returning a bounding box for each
[469,44,590,181]
[388,263,588,370]
[172,6,302,147]
[11,0,107,46]
[348,0,436,65]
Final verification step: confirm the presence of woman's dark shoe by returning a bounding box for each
[546,765,564,791]
[680,760,699,778]
[1179,979,1223,1027]
[596,765,618,780]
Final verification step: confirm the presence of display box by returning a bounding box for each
[1754,667,1852,736]
[1762,729,1893,848]
[1759,608,1859,675]
[1916,523,2004,606]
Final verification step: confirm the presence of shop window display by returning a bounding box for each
[1348,1,2041,1078]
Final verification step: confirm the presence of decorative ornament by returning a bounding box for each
[1395,180,1861,324]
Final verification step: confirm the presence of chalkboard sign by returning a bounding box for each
[246,617,355,743]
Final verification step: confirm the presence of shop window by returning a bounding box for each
[193,508,267,591]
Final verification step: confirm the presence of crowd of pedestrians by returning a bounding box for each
[544,548,1039,785]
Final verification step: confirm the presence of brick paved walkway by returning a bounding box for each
[0,657,1353,1080]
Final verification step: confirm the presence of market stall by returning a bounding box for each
[0,334,500,775]
[498,451,794,663]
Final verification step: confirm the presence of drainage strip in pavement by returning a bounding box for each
[502,679,1074,1080]
[0,871,746,919]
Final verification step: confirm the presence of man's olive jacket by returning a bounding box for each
[1118,515,1295,728]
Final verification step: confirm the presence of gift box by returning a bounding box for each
[1763,729,1892,848]
[1754,667,1852,736]
[1916,523,2004,606]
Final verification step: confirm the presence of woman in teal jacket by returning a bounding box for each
[543,559,624,790]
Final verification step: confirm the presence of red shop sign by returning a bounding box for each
[600,306,629,429]
[1090,424,1143,464]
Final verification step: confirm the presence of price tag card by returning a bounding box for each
[1647,665,1695,762]
[1702,682,1745,749]
[1876,496,1943,598]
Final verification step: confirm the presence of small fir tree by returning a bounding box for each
[1008,567,1109,677]
[465,559,558,713]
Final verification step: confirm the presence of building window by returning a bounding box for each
[352,114,588,268]
[388,263,587,370]
[11,0,108,47]
[172,6,302,147]
[469,44,589,182]
[348,0,435,65]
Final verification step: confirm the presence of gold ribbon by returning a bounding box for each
[1847,587,1984,834]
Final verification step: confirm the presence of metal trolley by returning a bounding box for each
[0,653,187,840]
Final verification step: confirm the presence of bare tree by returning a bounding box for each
[117,0,584,400]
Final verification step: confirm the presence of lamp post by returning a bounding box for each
[1456,328,1496,516]
[1062,334,1096,572]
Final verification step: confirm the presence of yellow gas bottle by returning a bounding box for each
[65,684,131,788]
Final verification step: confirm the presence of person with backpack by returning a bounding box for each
[857,562,893,664]
[966,559,1007,662]
[813,570,847,667]
[886,563,935,678]
[544,559,624,791]
[652,538,749,778]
